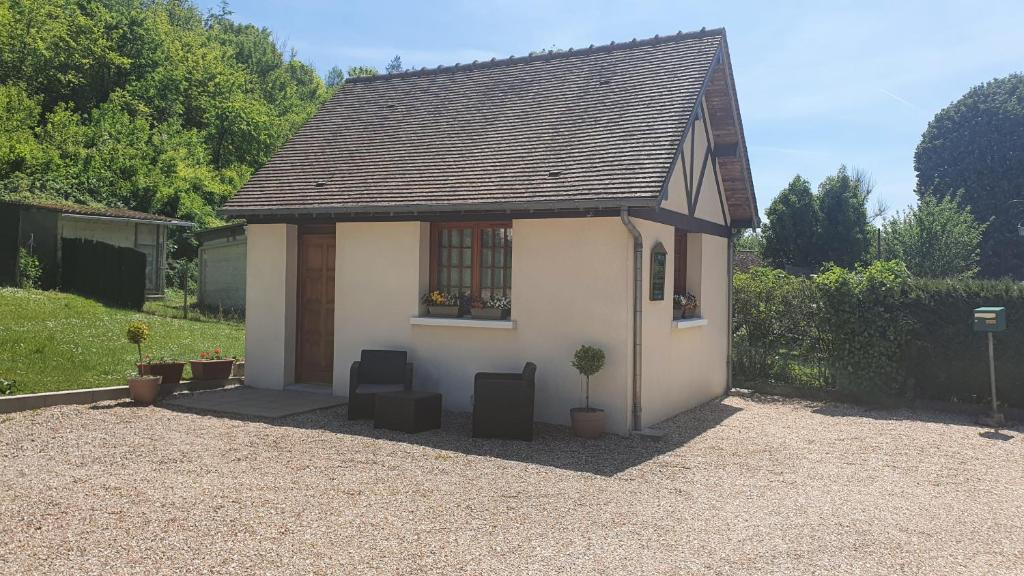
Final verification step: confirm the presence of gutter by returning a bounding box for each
[59,213,193,227]
[619,207,643,432]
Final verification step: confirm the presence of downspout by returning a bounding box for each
[619,207,643,432]
[727,230,735,393]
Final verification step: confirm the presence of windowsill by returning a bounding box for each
[409,316,516,329]
[672,317,708,330]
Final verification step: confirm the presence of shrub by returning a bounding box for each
[572,345,606,410]
[17,248,42,289]
[0,378,15,395]
[733,264,1024,408]
[126,320,150,364]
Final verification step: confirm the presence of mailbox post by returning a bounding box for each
[973,307,1006,426]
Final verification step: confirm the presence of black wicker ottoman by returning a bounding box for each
[373,391,442,433]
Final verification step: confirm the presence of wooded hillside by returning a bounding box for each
[0,0,329,237]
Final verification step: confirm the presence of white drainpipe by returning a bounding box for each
[619,207,643,432]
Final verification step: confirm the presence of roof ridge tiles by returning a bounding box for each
[345,27,725,84]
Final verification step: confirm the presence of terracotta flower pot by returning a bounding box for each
[189,359,234,380]
[138,362,185,397]
[570,407,606,439]
[127,375,162,405]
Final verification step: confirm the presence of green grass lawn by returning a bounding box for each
[0,288,244,395]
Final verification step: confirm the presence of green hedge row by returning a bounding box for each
[734,262,1024,408]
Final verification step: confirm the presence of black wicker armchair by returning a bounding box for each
[472,362,536,441]
[348,350,414,420]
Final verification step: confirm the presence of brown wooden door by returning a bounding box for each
[296,231,335,384]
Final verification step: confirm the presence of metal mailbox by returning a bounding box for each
[973,307,1006,332]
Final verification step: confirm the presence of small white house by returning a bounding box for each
[221,28,759,434]
[197,223,246,313]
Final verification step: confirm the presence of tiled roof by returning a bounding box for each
[2,199,191,225]
[222,28,750,220]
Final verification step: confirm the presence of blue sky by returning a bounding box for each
[197,0,1024,219]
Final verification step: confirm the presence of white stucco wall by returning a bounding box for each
[245,224,297,390]
[636,218,729,426]
[199,236,247,311]
[332,218,635,434]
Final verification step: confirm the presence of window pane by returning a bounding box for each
[482,247,492,267]
[482,269,492,288]
[450,248,460,266]
[462,229,472,247]
[495,269,504,289]
[441,230,450,248]
[495,248,504,267]
[462,248,472,268]
[482,229,492,248]
[451,229,462,248]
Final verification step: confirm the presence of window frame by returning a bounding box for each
[429,221,513,300]
[674,228,687,295]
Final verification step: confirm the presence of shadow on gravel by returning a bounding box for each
[161,397,741,477]
[810,401,1024,432]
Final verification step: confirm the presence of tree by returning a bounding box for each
[385,55,403,74]
[816,166,871,268]
[346,65,378,79]
[762,175,820,268]
[325,66,345,88]
[915,73,1024,279]
[882,195,987,279]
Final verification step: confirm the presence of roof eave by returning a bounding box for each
[219,197,661,219]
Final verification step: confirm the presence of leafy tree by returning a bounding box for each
[385,55,404,74]
[346,65,378,78]
[325,66,345,88]
[761,175,820,268]
[915,73,1024,279]
[882,195,987,279]
[0,0,329,244]
[816,166,870,268]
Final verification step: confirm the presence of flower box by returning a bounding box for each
[138,361,185,397]
[427,305,461,318]
[189,359,234,380]
[470,307,507,320]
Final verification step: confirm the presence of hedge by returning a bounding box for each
[734,262,1024,409]
[60,238,146,310]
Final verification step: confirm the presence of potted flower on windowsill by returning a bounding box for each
[470,295,511,320]
[570,344,607,438]
[126,321,161,405]
[190,347,235,380]
[422,290,462,317]
[138,355,186,398]
[673,292,699,320]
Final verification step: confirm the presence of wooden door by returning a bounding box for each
[296,231,335,384]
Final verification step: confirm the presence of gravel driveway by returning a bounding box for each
[2,394,1022,575]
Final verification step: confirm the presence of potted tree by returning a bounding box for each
[138,355,186,397]
[422,290,462,317]
[126,321,161,405]
[470,295,511,320]
[190,347,235,380]
[569,344,607,438]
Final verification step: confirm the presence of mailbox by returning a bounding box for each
[973,307,1006,332]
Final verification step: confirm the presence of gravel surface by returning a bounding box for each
[1,394,1022,575]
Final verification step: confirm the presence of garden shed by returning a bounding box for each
[0,199,191,296]
[197,222,246,313]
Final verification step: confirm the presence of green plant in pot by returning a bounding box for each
[126,321,161,405]
[138,355,186,398]
[570,344,606,438]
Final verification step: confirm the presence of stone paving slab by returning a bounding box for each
[165,385,346,418]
